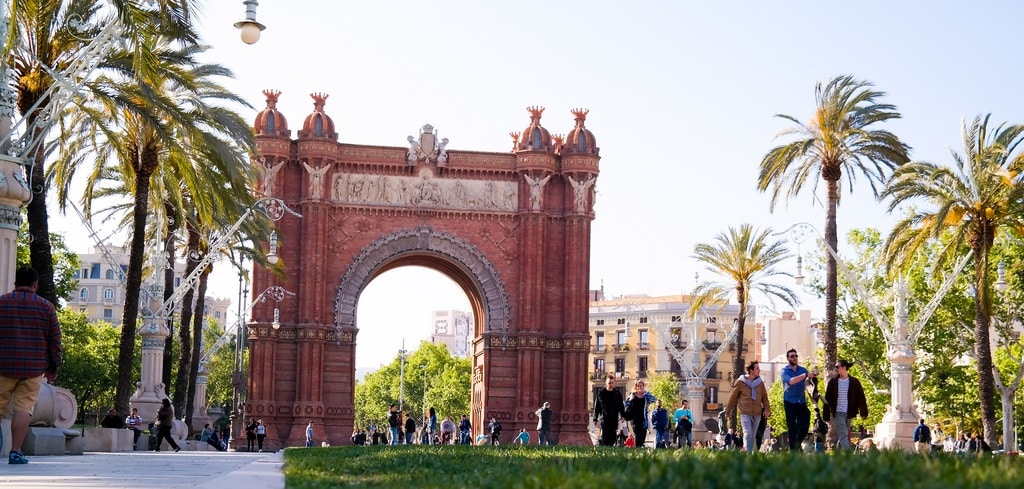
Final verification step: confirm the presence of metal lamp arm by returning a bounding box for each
[199,285,295,366]
[906,250,974,345]
[157,196,300,318]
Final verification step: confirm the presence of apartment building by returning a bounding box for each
[70,246,230,327]
[588,294,756,425]
[430,309,473,357]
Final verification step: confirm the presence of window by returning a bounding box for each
[638,329,649,346]
[79,308,86,313]
[79,288,88,300]
[639,316,648,324]
[90,263,101,279]
[638,356,648,374]
[595,332,605,349]
[215,312,222,319]
[616,331,626,346]
[103,309,113,319]
[105,269,114,280]
[614,357,625,373]
[104,289,114,300]
[706,331,717,343]
[705,386,719,404]
[594,358,605,373]
[616,318,626,325]
[671,315,681,322]
[80,268,89,279]
[596,319,605,326]
[707,316,717,324]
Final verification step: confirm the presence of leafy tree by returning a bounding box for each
[758,75,910,381]
[882,115,1024,445]
[691,223,799,382]
[354,342,470,430]
[646,371,680,408]
[53,309,123,423]
[16,221,79,305]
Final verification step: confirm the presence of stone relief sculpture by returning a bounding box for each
[262,158,285,196]
[331,173,516,212]
[522,173,551,212]
[437,137,449,165]
[302,161,329,199]
[568,174,596,213]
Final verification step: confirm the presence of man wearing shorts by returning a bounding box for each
[0,267,62,465]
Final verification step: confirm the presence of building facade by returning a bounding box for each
[587,294,756,435]
[71,246,231,327]
[430,310,473,357]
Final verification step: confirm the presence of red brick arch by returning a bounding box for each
[243,106,598,449]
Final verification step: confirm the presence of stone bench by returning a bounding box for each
[23,427,83,455]
[82,427,135,452]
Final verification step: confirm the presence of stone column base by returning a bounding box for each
[873,418,917,452]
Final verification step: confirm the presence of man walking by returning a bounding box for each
[780,348,812,451]
[593,375,625,446]
[673,399,694,448]
[823,359,868,450]
[535,401,553,445]
[913,418,932,454]
[387,404,400,445]
[0,267,62,465]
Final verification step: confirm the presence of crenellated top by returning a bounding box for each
[253,89,290,137]
[561,108,599,156]
[513,106,554,153]
[298,92,338,141]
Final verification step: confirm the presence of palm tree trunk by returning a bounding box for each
[185,267,211,429]
[732,286,747,382]
[162,203,179,390]
[824,178,840,380]
[973,244,997,446]
[172,222,200,416]
[114,164,155,416]
[26,143,58,307]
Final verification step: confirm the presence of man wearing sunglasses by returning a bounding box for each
[780,348,812,451]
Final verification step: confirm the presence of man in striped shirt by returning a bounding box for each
[823,359,868,450]
[0,267,62,465]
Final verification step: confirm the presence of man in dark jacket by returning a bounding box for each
[650,399,670,448]
[387,404,401,445]
[823,359,869,450]
[535,402,553,445]
[593,376,625,446]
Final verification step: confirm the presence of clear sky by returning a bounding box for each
[50,1,1024,370]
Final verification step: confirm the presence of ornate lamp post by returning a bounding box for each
[777,222,972,451]
[234,0,266,45]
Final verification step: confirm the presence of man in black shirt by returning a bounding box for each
[593,376,625,446]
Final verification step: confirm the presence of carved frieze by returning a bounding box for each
[331,169,517,212]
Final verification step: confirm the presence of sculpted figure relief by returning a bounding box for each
[331,173,516,212]
[302,161,330,199]
[522,173,551,212]
[568,174,596,213]
[262,159,285,196]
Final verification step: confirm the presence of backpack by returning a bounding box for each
[677,417,692,433]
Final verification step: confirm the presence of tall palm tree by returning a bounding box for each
[4,0,196,306]
[757,75,910,379]
[53,33,256,416]
[690,224,800,382]
[881,115,1024,446]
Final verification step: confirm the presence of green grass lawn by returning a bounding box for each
[283,445,1022,488]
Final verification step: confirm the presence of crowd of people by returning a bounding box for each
[348,402,556,447]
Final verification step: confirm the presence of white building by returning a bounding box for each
[430,310,472,357]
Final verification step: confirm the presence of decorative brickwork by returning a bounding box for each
[245,99,600,448]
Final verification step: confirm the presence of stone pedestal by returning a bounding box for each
[82,428,134,452]
[131,318,171,426]
[190,365,212,431]
[23,427,83,455]
[874,340,918,452]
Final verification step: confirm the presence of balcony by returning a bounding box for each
[637,342,649,351]
[613,371,629,380]
[592,345,607,354]
[591,371,607,381]
[614,344,630,352]
[702,340,722,350]
[664,340,687,350]
[637,370,648,379]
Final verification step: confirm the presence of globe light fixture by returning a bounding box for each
[267,230,279,264]
[234,0,266,45]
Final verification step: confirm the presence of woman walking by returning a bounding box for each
[154,399,180,452]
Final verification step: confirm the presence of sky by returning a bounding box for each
[50,1,1024,370]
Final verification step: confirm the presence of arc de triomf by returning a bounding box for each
[244,91,600,448]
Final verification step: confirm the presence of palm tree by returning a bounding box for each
[757,75,910,379]
[690,224,800,382]
[881,115,1024,446]
[53,33,256,416]
[4,0,196,306]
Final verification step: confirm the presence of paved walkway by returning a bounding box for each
[0,451,284,489]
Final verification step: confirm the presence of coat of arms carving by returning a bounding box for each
[407,124,449,166]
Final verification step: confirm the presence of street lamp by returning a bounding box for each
[398,340,408,411]
[234,0,266,45]
[996,261,1008,293]
[267,230,279,265]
